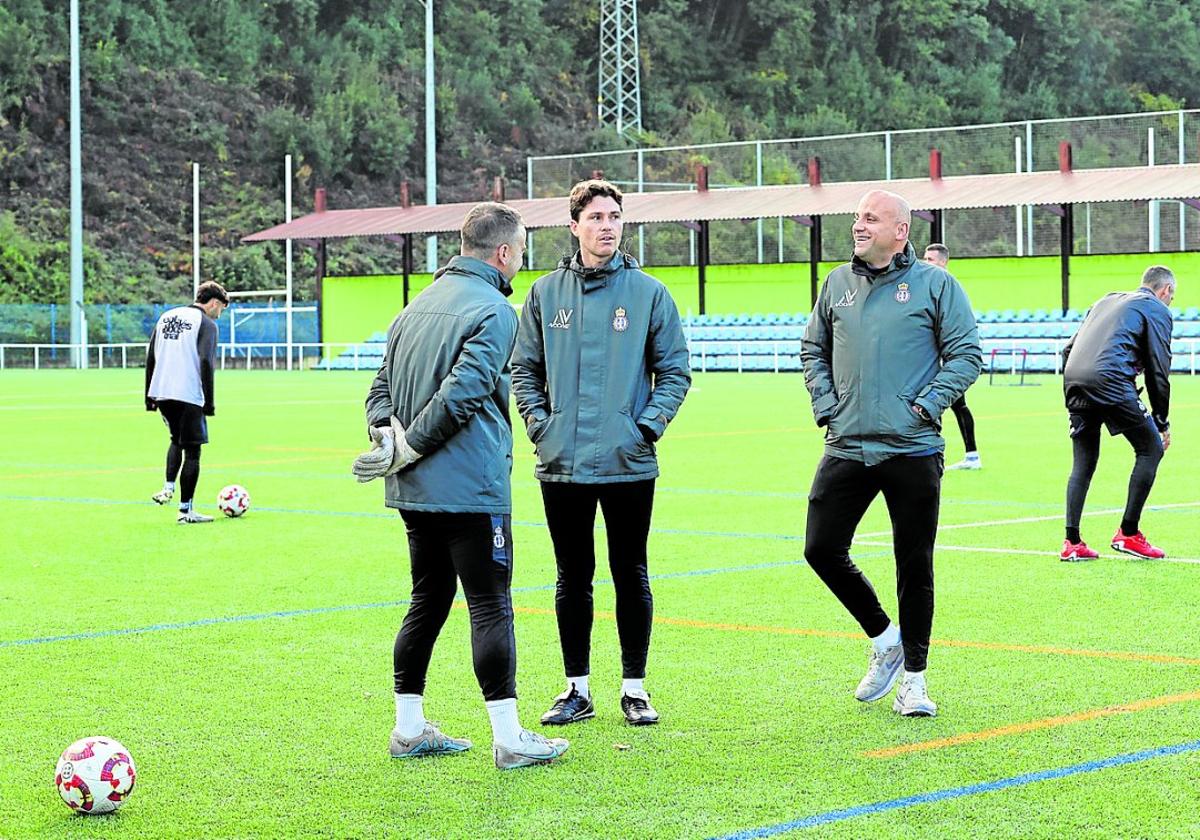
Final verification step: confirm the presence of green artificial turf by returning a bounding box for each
[1,370,1198,838]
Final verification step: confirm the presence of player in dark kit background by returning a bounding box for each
[923,243,982,471]
[1059,265,1176,561]
[144,281,228,524]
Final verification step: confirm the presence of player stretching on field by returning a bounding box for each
[355,202,568,770]
[923,244,981,470]
[802,190,981,718]
[145,281,228,523]
[1059,265,1176,561]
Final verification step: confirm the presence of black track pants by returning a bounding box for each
[393,511,517,701]
[804,454,942,672]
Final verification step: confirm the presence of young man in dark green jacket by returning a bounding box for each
[512,179,691,727]
[801,190,981,718]
[358,202,568,770]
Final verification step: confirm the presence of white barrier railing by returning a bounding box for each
[3,339,1198,375]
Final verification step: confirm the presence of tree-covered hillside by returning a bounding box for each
[1,0,1197,303]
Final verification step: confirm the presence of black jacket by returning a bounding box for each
[1062,287,1172,430]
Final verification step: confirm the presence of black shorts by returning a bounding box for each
[1069,399,1152,438]
[158,400,208,446]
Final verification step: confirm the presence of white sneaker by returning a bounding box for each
[854,642,905,702]
[152,489,174,505]
[493,728,569,770]
[893,673,938,717]
[948,456,982,470]
[177,510,214,524]
[389,723,471,758]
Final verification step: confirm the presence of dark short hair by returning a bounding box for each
[569,179,623,221]
[460,202,525,256]
[1141,265,1175,292]
[924,243,949,260]
[196,281,229,305]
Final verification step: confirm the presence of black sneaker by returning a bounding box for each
[540,688,595,726]
[620,693,659,726]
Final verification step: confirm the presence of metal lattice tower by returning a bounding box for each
[598,0,642,137]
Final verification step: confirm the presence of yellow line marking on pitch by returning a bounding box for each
[863,689,1200,758]
[496,606,1200,666]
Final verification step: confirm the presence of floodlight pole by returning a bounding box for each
[285,154,294,370]
[1148,127,1159,252]
[193,163,201,298]
[424,0,438,272]
[69,0,85,368]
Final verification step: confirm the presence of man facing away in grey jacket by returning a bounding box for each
[358,202,568,770]
[512,179,691,728]
[801,189,981,718]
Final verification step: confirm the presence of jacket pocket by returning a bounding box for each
[613,410,655,473]
[896,393,940,434]
[535,409,572,474]
[528,411,552,444]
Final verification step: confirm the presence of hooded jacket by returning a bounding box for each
[512,252,691,484]
[365,255,518,512]
[801,243,982,467]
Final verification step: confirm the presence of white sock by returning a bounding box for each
[394,693,425,739]
[163,481,175,492]
[565,675,590,698]
[965,451,980,460]
[902,669,926,687]
[485,697,523,748]
[178,500,192,513]
[621,678,647,699]
[871,623,901,652]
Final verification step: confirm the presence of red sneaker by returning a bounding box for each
[1111,530,1166,559]
[1060,540,1100,562]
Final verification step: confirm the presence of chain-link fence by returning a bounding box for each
[527,110,1199,270]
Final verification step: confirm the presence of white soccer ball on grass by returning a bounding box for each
[217,484,251,517]
[54,736,137,815]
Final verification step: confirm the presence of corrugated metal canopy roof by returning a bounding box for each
[242,164,1200,242]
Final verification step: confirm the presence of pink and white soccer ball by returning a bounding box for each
[54,736,136,815]
[217,484,251,517]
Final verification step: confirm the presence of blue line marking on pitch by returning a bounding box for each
[710,739,1200,839]
[0,600,413,648]
[0,494,807,542]
[0,552,890,650]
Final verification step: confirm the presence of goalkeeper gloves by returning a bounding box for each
[352,416,422,482]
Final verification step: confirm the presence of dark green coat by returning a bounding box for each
[801,244,982,466]
[365,256,518,512]
[512,252,691,484]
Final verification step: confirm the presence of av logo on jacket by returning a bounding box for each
[612,306,628,332]
[161,315,193,340]
[833,289,858,308]
[548,308,574,329]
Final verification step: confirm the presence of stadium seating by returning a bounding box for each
[315,308,1200,374]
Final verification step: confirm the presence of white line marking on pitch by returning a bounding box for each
[852,539,1200,566]
[857,501,1200,540]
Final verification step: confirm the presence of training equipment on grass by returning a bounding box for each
[54,736,136,815]
[217,484,251,517]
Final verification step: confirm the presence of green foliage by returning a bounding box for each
[2,0,1199,304]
